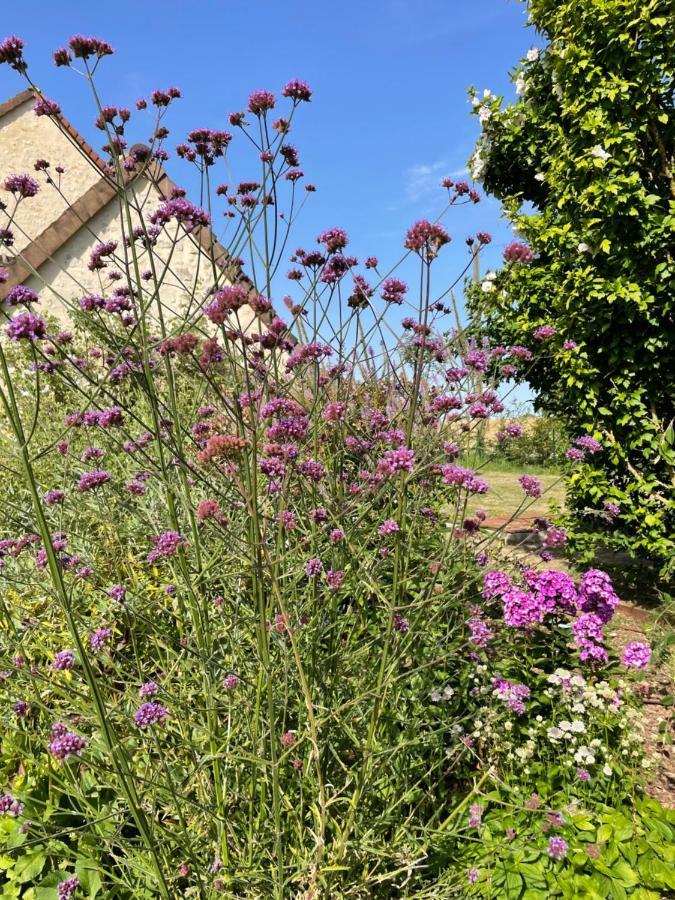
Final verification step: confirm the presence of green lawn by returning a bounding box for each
[466,469,566,521]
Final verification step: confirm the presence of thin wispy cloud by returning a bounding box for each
[385,160,470,212]
[404,159,448,202]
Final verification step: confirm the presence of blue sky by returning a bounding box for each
[1,0,536,362]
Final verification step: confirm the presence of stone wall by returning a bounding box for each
[0,95,101,256]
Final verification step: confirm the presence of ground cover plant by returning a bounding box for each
[0,33,673,899]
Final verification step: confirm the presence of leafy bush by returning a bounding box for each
[466,0,675,575]
[0,33,671,899]
[490,416,568,469]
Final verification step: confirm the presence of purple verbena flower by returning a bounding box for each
[304,557,323,578]
[57,876,80,900]
[76,470,111,492]
[518,474,542,498]
[5,312,47,342]
[51,650,75,671]
[4,173,39,198]
[89,628,112,652]
[134,701,169,730]
[49,723,87,761]
[0,793,24,816]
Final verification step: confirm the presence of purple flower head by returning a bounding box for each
[603,500,621,520]
[282,80,312,102]
[381,277,407,305]
[150,198,210,232]
[33,96,61,117]
[139,681,158,698]
[441,464,489,494]
[0,793,24,816]
[4,173,40,198]
[393,614,409,634]
[49,723,87,761]
[44,489,65,506]
[464,349,490,372]
[493,676,530,714]
[107,584,127,603]
[566,447,585,461]
[223,674,239,690]
[467,868,480,885]
[547,837,568,860]
[378,519,400,537]
[146,531,188,564]
[134,701,169,730]
[622,641,650,669]
[51,650,75,671]
[468,609,494,648]
[575,435,602,454]
[326,569,344,590]
[0,36,26,72]
[13,700,30,717]
[468,803,483,828]
[317,227,349,254]
[404,220,451,257]
[89,627,112,652]
[5,312,47,342]
[518,474,542,498]
[77,470,111,493]
[377,447,414,477]
[68,34,114,58]
[53,47,72,66]
[577,767,591,782]
[578,569,619,624]
[502,588,546,629]
[533,325,556,340]
[57,877,80,900]
[304,557,323,578]
[528,569,578,614]
[503,241,535,263]
[573,612,608,664]
[248,89,275,115]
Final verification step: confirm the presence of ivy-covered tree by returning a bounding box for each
[467,0,674,574]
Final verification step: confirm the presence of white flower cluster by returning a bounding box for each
[481,271,497,293]
[430,684,455,703]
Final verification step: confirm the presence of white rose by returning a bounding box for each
[590,145,610,161]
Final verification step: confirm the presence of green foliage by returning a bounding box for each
[467,0,675,574]
[491,417,568,468]
[450,793,675,898]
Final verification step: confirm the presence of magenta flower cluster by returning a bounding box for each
[482,567,620,664]
[622,641,650,669]
[134,701,169,729]
[49,723,87,761]
[147,531,188,563]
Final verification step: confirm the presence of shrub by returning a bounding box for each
[466,0,675,576]
[0,33,671,898]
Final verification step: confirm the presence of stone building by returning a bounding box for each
[0,87,260,330]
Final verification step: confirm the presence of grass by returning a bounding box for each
[466,469,567,521]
